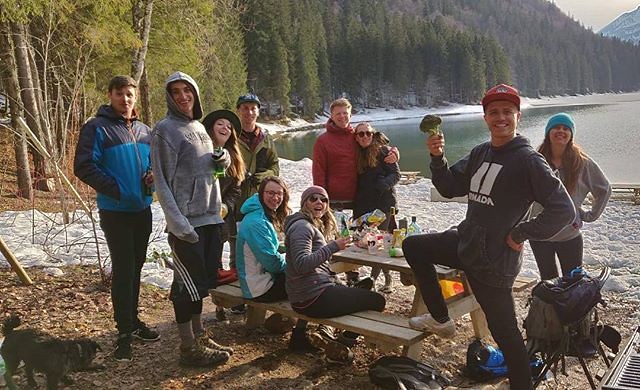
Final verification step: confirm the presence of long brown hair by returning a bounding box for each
[538,135,587,194]
[300,202,338,240]
[355,122,390,174]
[258,176,291,232]
[222,128,246,184]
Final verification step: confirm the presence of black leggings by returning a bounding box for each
[174,300,203,324]
[530,234,583,280]
[253,273,288,303]
[403,230,532,390]
[293,284,386,318]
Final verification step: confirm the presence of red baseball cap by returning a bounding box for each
[481,84,520,112]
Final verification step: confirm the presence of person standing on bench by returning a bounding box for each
[285,185,386,364]
[529,113,611,280]
[403,84,575,389]
[235,176,313,350]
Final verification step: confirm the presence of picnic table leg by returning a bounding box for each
[245,306,267,329]
[470,307,490,339]
[410,288,427,317]
[403,343,423,360]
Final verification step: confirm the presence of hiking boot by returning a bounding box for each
[408,314,455,338]
[231,304,246,314]
[288,330,320,352]
[379,273,393,294]
[336,331,359,347]
[196,331,234,355]
[308,331,353,364]
[264,313,296,334]
[215,307,228,322]
[179,343,230,367]
[132,321,161,342]
[114,334,132,362]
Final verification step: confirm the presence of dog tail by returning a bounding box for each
[2,315,21,336]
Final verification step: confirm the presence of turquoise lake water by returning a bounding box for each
[274,92,640,183]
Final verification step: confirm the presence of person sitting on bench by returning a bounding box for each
[284,185,386,364]
[236,176,311,348]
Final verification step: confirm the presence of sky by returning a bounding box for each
[550,0,640,31]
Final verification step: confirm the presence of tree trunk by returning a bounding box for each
[0,23,33,199]
[10,21,55,192]
[131,0,154,83]
[139,66,153,124]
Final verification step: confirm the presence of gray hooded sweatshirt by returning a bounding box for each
[151,72,230,243]
[284,211,340,305]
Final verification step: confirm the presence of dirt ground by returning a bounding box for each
[1,265,637,390]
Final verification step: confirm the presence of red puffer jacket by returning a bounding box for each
[312,119,357,201]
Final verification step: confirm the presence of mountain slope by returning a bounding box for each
[600,6,640,44]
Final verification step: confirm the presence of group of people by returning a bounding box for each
[74,73,279,366]
[75,73,611,388]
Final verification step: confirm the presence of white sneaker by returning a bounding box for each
[408,313,455,338]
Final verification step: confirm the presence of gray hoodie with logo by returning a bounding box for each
[151,72,230,243]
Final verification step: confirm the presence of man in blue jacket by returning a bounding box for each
[74,75,159,362]
[403,84,575,390]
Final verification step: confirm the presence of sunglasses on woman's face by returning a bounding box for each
[308,194,328,203]
[356,131,373,138]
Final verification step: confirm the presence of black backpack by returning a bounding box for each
[368,356,450,390]
[524,267,610,357]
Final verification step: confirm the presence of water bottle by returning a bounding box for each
[340,215,350,238]
[479,344,505,367]
[212,147,226,179]
[407,216,421,236]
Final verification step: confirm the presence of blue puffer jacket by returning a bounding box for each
[74,105,152,212]
[236,194,286,299]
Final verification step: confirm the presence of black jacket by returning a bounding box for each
[431,135,575,288]
[354,146,401,221]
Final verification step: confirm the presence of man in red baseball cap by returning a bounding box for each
[403,83,574,389]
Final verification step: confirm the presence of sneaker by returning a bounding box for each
[336,331,359,347]
[308,331,353,364]
[196,331,234,355]
[114,334,132,362]
[316,324,336,341]
[263,313,295,334]
[288,330,320,352]
[231,304,246,314]
[132,321,161,342]
[408,313,455,338]
[179,343,230,367]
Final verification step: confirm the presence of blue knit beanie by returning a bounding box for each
[545,113,575,137]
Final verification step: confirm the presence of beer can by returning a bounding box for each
[392,229,404,248]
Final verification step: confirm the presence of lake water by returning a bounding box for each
[274,92,640,184]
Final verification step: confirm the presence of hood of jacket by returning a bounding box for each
[164,71,203,120]
[240,193,264,217]
[284,211,313,234]
[325,118,353,135]
[96,104,140,122]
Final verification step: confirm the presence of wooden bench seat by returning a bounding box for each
[210,281,427,359]
[611,183,640,204]
[399,171,422,185]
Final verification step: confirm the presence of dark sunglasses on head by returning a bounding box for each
[309,194,328,203]
[356,131,373,138]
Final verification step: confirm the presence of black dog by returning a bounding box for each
[1,315,101,390]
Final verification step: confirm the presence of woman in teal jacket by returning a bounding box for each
[236,176,313,350]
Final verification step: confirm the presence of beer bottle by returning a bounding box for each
[387,207,398,234]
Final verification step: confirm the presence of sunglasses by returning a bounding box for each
[356,131,374,138]
[308,194,328,203]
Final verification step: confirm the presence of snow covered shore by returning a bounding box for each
[1,158,639,306]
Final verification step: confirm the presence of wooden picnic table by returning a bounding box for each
[331,246,537,339]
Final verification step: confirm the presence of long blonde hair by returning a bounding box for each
[300,203,338,240]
